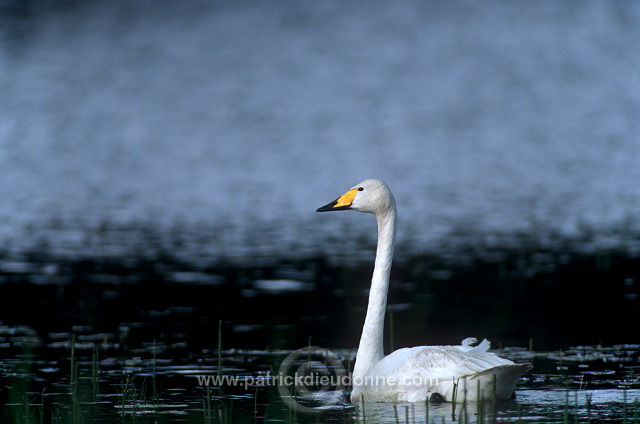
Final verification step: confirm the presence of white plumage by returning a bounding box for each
[352,338,530,402]
[317,180,531,403]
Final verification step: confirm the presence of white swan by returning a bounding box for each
[317,179,531,403]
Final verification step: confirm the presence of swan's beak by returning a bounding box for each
[316,188,358,212]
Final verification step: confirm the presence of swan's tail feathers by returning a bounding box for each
[460,337,491,353]
[469,363,532,401]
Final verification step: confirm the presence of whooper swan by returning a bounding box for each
[317,179,531,403]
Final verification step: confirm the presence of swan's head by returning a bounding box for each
[316,179,395,215]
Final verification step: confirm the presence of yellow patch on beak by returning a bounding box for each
[334,188,358,208]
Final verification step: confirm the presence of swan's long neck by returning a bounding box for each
[352,203,397,382]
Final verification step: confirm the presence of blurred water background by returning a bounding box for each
[0,1,639,422]
[2,0,640,262]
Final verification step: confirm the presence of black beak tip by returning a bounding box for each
[316,199,351,212]
[316,201,337,212]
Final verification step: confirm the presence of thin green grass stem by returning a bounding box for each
[586,392,592,424]
[217,321,222,377]
[152,339,158,403]
[388,308,394,354]
[476,380,484,424]
[425,395,429,424]
[623,388,627,424]
[451,378,458,421]
[92,345,99,397]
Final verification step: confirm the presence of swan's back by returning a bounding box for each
[351,339,531,402]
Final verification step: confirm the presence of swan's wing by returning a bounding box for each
[458,338,491,353]
[359,344,528,402]
[372,345,515,382]
[469,363,533,400]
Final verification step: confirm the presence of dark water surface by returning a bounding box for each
[1,244,638,423]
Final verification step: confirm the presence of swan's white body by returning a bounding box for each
[317,179,531,403]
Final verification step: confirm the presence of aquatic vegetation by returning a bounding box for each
[0,320,637,423]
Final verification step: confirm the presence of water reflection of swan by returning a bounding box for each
[317,179,531,403]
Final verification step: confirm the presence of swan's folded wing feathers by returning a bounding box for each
[466,338,491,353]
[457,337,490,353]
[360,345,526,402]
[370,345,516,382]
[460,337,478,347]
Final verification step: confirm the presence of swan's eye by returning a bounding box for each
[358,187,364,191]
